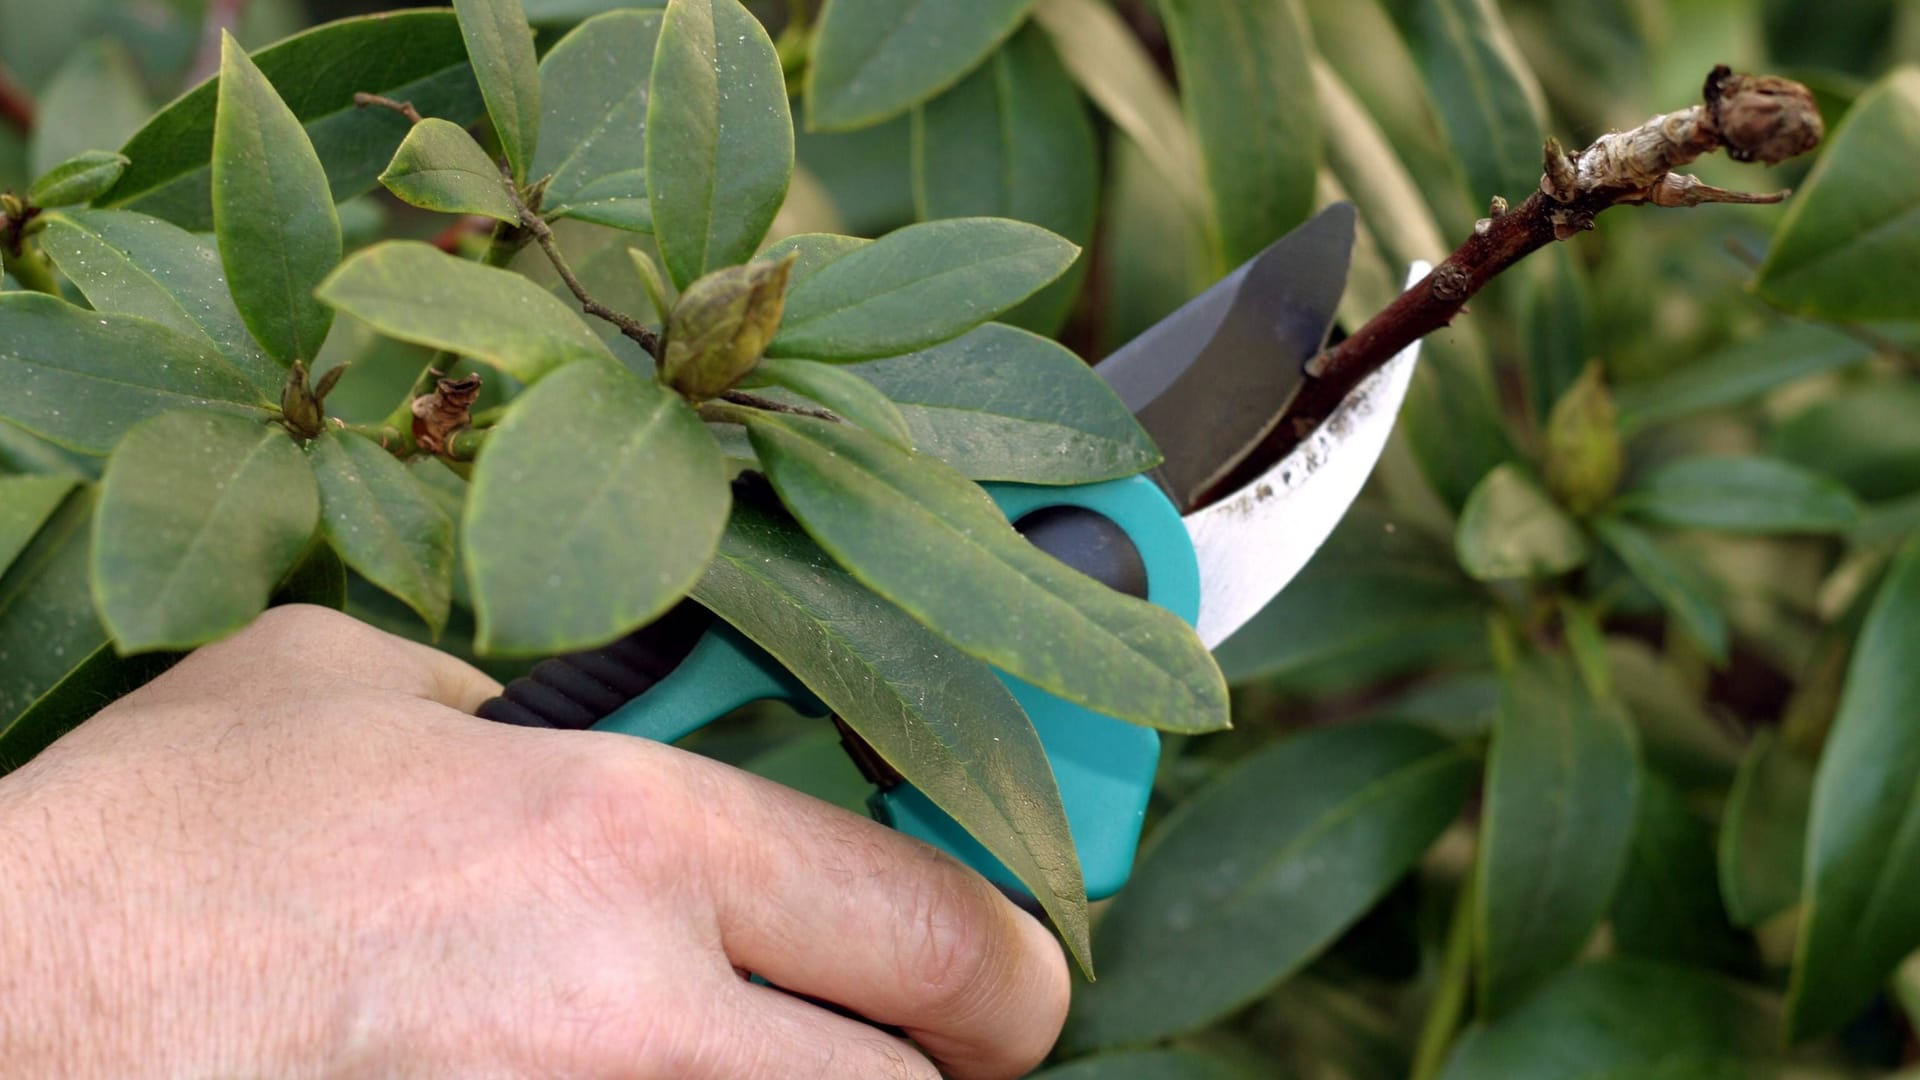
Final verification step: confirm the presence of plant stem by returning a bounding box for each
[502,171,663,360]
[719,390,839,421]
[354,92,423,125]
[1,237,58,295]
[1409,871,1478,1080]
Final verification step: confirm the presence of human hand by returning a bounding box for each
[0,605,1068,1078]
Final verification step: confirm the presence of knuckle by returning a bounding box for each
[893,867,999,1015]
[533,748,680,889]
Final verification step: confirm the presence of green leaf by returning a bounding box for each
[308,430,455,636]
[1613,323,1876,434]
[105,11,487,231]
[1476,650,1639,1017]
[465,362,727,654]
[0,489,104,729]
[27,39,149,181]
[740,359,912,448]
[378,118,520,222]
[92,411,319,652]
[0,475,79,580]
[1406,0,1549,203]
[533,11,664,226]
[1756,68,1920,320]
[755,232,870,283]
[1593,517,1729,664]
[453,0,542,184]
[1161,0,1318,270]
[1767,380,1920,501]
[523,0,663,18]
[806,0,1034,132]
[911,24,1098,334]
[1788,533,1920,1039]
[1718,730,1812,928]
[0,639,177,775]
[318,241,618,382]
[28,150,130,209]
[846,323,1161,484]
[1606,640,1742,791]
[745,412,1226,733]
[0,292,265,455]
[213,31,343,365]
[694,503,1090,972]
[1032,1049,1259,1080]
[1610,770,1752,971]
[741,729,870,815]
[1617,456,1861,534]
[646,0,792,288]
[39,209,284,395]
[1062,723,1475,1050]
[769,218,1078,361]
[1455,464,1590,580]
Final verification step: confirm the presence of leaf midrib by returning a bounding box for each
[779,240,1061,337]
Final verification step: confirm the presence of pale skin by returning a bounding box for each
[0,605,1069,1078]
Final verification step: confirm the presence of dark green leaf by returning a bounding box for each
[1031,1049,1259,1079]
[806,0,1034,131]
[465,362,726,654]
[1456,464,1590,580]
[1477,650,1639,1016]
[770,218,1078,361]
[740,359,912,448]
[1406,0,1549,203]
[646,0,792,288]
[523,0,663,19]
[1593,517,1729,664]
[1063,723,1475,1049]
[1768,380,1920,501]
[1718,730,1812,928]
[1403,334,1517,512]
[741,729,870,815]
[1788,533,1920,1039]
[550,172,652,231]
[1614,323,1876,434]
[378,118,519,222]
[793,117,918,237]
[1607,639,1742,790]
[756,232,870,283]
[27,150,130,209]
[533,11,664,226]
[694,503,1089,971]
[213,31,343,365]
[274,540,351,612]
[308,430,455,636]
[0,489,103,729]
[1611,769,1752,971]
[93,411,319,652]
[454,0,542,184]
[27,39,148,181]
[745,412,1226,733]
[0,475,79,579]
[105,11,486,231]
[0,293,265,455]
[318,241,617,382]
[0,639,177,775]
[1519,247,1593,427]
[1617,456,1861,534]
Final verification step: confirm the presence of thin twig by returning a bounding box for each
[720,391,840,421]
[354,93,424,125]
[0,63,34,133]
[504,168,664,359]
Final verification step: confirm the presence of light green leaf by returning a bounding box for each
[744,411,1227,733]
[0,293,265,455]
[465,362,727,654]
[1406,0,1549,203]
[1476,650,1639,1017]
[1718,730,1812,928]
[27,39,149,181]
[1768,379,1920,501]
[694,503,1089,972]
[1455,464,1590,580]
[40,209,284,394]
[769,218,1078,361]
[454,0,542,183]
[912,24,1097,333]
[523,0,663,18]
[533,11,664,227]
[1614,323,1876,434]
[1593,516,1729,664]
[646,0,792,288]
[1756,68,1920,320]
[806,0,1034,132]
[846,323,1161,485]
[308,430,455,636]
[1617,456,1861,534]
[1610,770,1752,971]
[28,150,130,209]
[318,241,617,382]
[1032,1049,1259,1080]
[740,359,912,448]
[213,31,343,365]
[755,232,870,283]
[0,491,108,738]
[378,118,519,222]
[1541,363,1623,516]
[92,411,319,652]
[0,476,79,581]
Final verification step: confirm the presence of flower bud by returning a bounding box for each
[1542,361,1623,516]
[280,360,324,439]
[662,253,796,401]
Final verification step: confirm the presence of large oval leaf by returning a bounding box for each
[1609,770,1752,972]
[694,503,1089,971]
[1404,0,1548,204]
[646,0,791,288]
[533,10,664,228]
[0,476,79,580]
[1616,456,1861,534]
[308,430,455,637]
[0,490,107,734]
[746,411,1226,733]
[453,0,542,184]
[92,411,320,653]
[465,362,727,654]
[377,118,520,223]
[806,0,1033,131]
[1455,464,1589,581]
[1062,723,1474,1050]
[1717,730,1812,929]
[740,358,912,449]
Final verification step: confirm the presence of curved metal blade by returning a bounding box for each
[1184,262,1430,649]
[1094,203,1355,512]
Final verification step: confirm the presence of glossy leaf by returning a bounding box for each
[1610,770,1752,971]
[1756,68,1920,320]
[533,11,664,226]
[1593,517,1729,664]
[28,150,130,209]
[1476,650,1639,1016]
[318,241,617,381]
[1406,0,1549,203]
[1718,730,1812,928]
[0,491,107,732]
[1617,456,1861,534]
[40,209,284,395]
[807,0,1033,131]
[739,359,912,449]
[646,0,792,288]
[106,12,486,231]
[694,503,1090,971]
[27,40,148,181]
[1788,533,1920,1039]
[308,430,455,636]
[755,232,869,283]
[912,24,1097,333]
[846,323,1160,485]
[0,293,265,455]
[0,476,79,580]
[378,118,519,222]
[1614,323,1875,434]
[212,32,342,365]
[769,218,1078,361]
[454,0,541,183]
[1161,0,1318,269]
[1063,724,1475,1050]
[1455,464,1590,580]
[1032,1050,1259,1080]
[745,412,1227,733]
[465,362,726,654]
[92,411,319,652]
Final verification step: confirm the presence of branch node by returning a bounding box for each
[354,92,422,125]
[1541,137,1578,202]
[1649,172,1791,208]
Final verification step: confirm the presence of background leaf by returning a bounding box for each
[532,10,664,228]
[1404,0,1549,204]
[308,430,454,636]
[1613,323,1876,435]
[806,0,1034,132]
[453,0,541,184]
[1616,456,1861,534]
[1718,730,1812,928]
[1034,1049,1260,1079]
[1594,517,1729,664]
[26,38,148,181]
[378,118,519,222]
[0,476,79,579]
[1455,464,1590,580]
[0,489,102,729]
[1609,769,1752,971]
[739,358,912,448]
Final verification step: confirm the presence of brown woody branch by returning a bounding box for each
[502,168,664,360]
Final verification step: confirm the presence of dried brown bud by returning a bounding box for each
[1706,66,1824,165]
[279,360,325,439]
[411,372,483,454]
[662,253,796,401]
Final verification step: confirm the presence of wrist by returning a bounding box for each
[0,771,86,1074]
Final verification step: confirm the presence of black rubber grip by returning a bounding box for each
[475,602,713,729]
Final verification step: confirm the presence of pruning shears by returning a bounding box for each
[475,203,1428,902]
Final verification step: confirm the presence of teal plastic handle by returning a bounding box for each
[591,473,1201,901]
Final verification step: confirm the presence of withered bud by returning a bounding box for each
[411,372,483,454]
[0,191,24,220]
[279,360,325,439]
[662,253,796,401]
[1706,66,1823,164]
